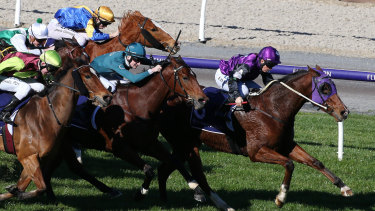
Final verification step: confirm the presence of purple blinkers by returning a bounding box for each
[311,69,337,105]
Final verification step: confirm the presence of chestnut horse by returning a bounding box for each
[158,66,353,210]
[0,41,112,201]
[84,10,180,62]
[55,55,208,201]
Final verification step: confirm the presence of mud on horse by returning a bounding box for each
[84,10,180,62]
[0,40,112,201]
[59,55,208,202]
[158,66,352,210]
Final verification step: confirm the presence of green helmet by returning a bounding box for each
[40,50,62,68]
[125,42,146,59]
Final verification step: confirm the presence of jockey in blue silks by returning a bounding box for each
[47,5,119,46]
[215,46,281,107]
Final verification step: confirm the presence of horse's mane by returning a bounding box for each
[278,69,309,83]
[119,10,144,31]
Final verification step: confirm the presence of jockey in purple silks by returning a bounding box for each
[215,46,281,107]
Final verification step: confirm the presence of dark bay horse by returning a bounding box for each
[0,41,112,201]
[158,66,352,209]
[85,10,180,62]
[57,55,208,201]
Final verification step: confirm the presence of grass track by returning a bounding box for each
[0,112,374,210]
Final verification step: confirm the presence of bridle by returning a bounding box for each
[46,65,106,126]
[159,62,192,101]
[118,16,179,53]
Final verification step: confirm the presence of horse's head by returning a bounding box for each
[55,38,90,67]
[75,66,112,107]
[309,65,349,122]
[161,55,208,110]
[119,11,180,54]
[52,64,112,107]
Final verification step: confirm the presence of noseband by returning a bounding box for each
[159,64,191,100]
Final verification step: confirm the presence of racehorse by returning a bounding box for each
[157,66,353,210]
[84,10,180,62]
[0,40,112,201]
[56,55,208,202]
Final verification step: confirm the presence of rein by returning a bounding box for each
[117,17,165,50]
[46,65,93,126]
[159,65,190,99]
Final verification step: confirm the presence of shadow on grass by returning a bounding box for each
[2,187,372,211]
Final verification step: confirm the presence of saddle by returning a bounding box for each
[191,87,235,134]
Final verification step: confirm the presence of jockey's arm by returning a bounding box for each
[261,71,274,85]
[0,57,25,74]
[10,34,43,55]
[85,19,110,41]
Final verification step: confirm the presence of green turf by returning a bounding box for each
[0,112,374,210]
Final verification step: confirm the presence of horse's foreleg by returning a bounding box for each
[111,138,154,201]
[188,147,234,211]
[0,169,31,201]
[250,146,294,208]
[62,143,122,198]
[16,154,46,200]
[145,141,200,202]
[288,144,353,197]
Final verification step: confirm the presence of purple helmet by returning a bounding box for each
[258,46,281,68]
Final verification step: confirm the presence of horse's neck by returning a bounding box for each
[265,74,313,121]
[116,71,171,119]
[47,68,78,124]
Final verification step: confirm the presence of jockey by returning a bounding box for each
[90,42,162,93]
[0,50,62,123]
[0,19,54,55]
[215,46,281,107]
[47,5,119,47]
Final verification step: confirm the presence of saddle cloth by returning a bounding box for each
[0,92,30,154]
[190,87,236,134]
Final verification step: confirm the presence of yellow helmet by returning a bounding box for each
[94,6,115,23]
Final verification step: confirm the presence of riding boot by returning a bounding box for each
[0,96,20,124]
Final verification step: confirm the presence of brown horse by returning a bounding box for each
[158,66,352,210]
[0,41,112,201]
[55,55,208,202]
[84,10,180,62]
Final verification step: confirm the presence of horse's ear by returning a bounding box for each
[316,65,323,71]
[307,65,319,76]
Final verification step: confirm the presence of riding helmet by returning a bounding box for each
[94,6,115,23]
[125,42,146,59]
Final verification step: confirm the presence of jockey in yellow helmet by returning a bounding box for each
[47,5,119,46]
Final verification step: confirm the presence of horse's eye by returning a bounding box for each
[319,82,332,95]
[85,75,91,79]
[183,76,189,81]
[151,28,157,32]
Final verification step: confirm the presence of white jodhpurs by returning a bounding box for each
[98,74,131,93]
[214,68,261,97]
[47,19,89,47]
[0,76,45,100]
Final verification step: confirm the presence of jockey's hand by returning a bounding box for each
[40,68,48,75]
[235,96,243,107]
[151,65,162,73]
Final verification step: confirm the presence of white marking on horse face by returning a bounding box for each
[28,135,32,144]
[151,20,172,37]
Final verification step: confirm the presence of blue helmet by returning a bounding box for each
[258,46,281,68]
[125,42,146,59]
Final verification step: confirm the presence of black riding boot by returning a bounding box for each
[0,96,20,124]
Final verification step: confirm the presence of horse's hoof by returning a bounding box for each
[5,184,20,195]
[108,189,122,199]
[194,192,206,203]
[341,186,353,197]
[275,198,284,208]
